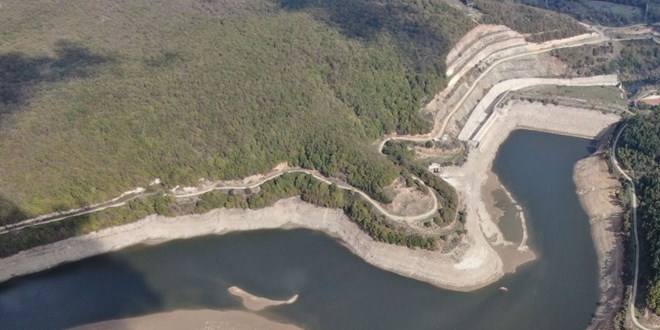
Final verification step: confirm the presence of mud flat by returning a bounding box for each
[482,171,534,273]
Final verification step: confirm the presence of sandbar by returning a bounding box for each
[228,286,298,311]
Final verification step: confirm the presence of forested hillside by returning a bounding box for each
[0,0,589,225]
[473,0,588,41]
[616,112,660,313]
[0,0,477,222]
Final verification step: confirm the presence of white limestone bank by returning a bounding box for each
[0,197,502,291]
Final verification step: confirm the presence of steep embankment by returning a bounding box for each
[458,75,619,141]
[400,25,607,144]
[615,113,660,327]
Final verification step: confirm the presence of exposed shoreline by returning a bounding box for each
[0,24,624,295]
[573,154,625,330]
[439,101,621,279]
[0,101,621,293]
[0,197,503,291]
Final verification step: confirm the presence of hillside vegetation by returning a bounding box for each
[552,39,660,90]
[473,0,589,41]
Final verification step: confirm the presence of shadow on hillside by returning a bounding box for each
[277,0,451,72]
[0,40,115,115]
[0,196,138,264]
[0,197,27,227]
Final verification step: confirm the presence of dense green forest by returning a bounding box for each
[616,112,660,314]
[472,0,588,41]
[513,0,660,26]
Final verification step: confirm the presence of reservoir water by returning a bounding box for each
[0,130,600,330]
